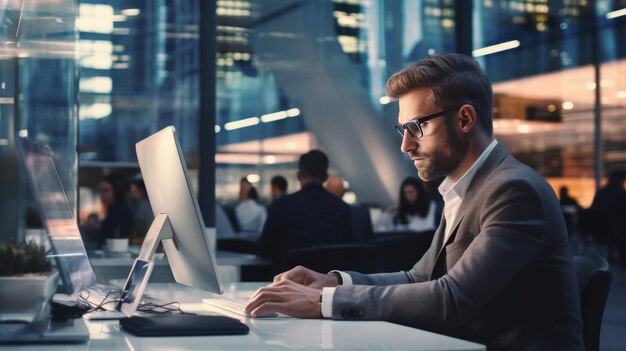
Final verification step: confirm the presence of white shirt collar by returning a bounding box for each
[438,139,498,201]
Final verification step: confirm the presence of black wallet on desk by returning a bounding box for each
[120,315,249,336]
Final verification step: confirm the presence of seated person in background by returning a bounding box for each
[80,212,101,249]
[379,177,436,232]
[98,173,133,246]
[246,53,583,351]
[257,150,352,263]
[325,175,373,242]
[128,177,153,223]
[235,186,267,233]
[270,175,288,200]
[559,186,580,235]
[128,177,154,243]
[324,176,346,199]
[590,171,626,261]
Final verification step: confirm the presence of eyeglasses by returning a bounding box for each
[394,107,461,140]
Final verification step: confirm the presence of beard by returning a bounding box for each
[415,124,467,182]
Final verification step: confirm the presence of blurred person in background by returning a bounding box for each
[379,177,436,232]
[590,171,626,262]
[235,185,267,233]
[325,176,346,199]
[270,175,288,200]
[97,173,133,246]
[257,150,352,264]
[128,177,154,244]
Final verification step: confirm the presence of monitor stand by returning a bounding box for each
[137,213,194,286]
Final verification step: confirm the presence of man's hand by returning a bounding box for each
[273,265,339,289]
[245,279,323,318]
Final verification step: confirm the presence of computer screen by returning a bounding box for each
[16,137,97,295]
[136,126,223,294]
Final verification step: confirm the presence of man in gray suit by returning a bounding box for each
[245,53,584,350]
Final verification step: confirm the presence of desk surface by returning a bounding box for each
[0,283,484,351]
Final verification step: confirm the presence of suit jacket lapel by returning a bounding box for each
[429,142,511,278]
[449,142,511,243]
[433,215,447,253]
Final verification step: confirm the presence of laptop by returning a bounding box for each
[16,137,151,315]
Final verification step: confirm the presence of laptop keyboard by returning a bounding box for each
[80,283,122,311]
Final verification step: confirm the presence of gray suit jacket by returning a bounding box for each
[333,143,584,351]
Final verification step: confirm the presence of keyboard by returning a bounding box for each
[202,296,277,318]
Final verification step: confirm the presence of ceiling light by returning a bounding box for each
[261,111,288,123]
[606,8,626,19]
[246,174,260,183]
[264,155,276,164]
[224,117,259,130]
[286,108,301,117]
[472,40,520,57]
[121,9,140,16]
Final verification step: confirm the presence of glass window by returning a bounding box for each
[214,0,456,209]
[473,0,626,208]
[0,0,78,242]
[76,1,201,234]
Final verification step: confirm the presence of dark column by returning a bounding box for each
[199,0,216,226]
[455,1,473,56]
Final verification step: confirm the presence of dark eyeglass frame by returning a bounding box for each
[394,106,462,140]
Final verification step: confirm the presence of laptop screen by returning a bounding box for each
[117,258,153,315]
[17,137,96,295]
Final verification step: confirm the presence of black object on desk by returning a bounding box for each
[120,315,249,336]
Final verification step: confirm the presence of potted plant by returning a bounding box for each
[0,240,59,324]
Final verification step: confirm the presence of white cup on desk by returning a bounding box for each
[106,238,129,252]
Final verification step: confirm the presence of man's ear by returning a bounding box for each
[458,104,477,132]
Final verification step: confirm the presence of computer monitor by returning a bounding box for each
[16,137,97,295]
[135,126,223,294]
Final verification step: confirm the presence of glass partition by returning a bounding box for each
[214,0,456,207]
[473,0,626,208]
[76,1,203,240]
[0,0,78,243]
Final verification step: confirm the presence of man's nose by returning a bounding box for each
[400,130,416,153]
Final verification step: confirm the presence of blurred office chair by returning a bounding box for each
[217,238,257,254]
[276,243,380,275]
[369,230,434,272]
[573,254,612,351]
[351,205,374,243]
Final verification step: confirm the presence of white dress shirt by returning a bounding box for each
[320,139,499,318]
[234,199,267,232]
[437,139,498,243]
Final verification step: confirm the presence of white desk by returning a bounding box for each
[0,283,485,351]
[89,251,269,283]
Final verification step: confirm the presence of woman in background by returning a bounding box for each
[97,174,133,245]
[380,177,436,232]
[235,184,267,233]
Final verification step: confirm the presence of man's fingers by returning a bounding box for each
[273,271,287,283]
[251,301,287,317]
[245,289,285,314]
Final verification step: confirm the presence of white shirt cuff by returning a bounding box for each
[321,287,335,318]
[329,270,353,286]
